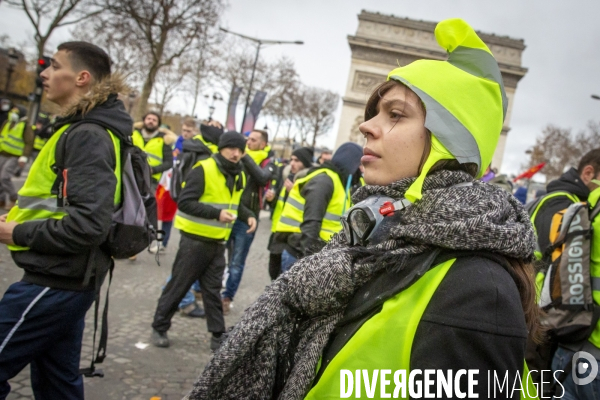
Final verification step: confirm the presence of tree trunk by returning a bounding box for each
[135,64,158,121]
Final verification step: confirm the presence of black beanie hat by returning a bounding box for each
[218,131,247,152]
[292,147,314,168]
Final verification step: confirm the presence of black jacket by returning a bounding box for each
[11,77,133,291]
[532,168,590,252]
[239,152,274,218]
[279,163,356,258]
[317,252,527,399]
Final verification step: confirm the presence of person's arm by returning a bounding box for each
[177,165,221,220]
[411,256,528,399]
[238,202,256,225]
[151,142,174,175]
[240,154,272,186]
[12,126,117,254]
[298,173,334,255]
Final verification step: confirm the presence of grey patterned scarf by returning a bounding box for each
[185,170,536,400]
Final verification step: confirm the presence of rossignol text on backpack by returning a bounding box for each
[54,122,159,259]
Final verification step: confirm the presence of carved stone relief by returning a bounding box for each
[352,71,388,93]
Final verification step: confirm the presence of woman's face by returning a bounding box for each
[359,84,428,186]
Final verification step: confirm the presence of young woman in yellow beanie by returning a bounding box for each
[185,19,540,399]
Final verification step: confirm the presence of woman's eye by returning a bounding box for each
[390,112,402,120]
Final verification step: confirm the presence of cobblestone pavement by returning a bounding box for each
[1,212,273,400]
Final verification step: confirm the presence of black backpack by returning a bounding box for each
[53,122,159,258]
[170,145,211,201]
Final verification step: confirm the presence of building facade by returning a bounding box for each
[335,11,527,170]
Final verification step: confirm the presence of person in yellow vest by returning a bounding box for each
[152,131,257,351]
[0,105,27,210]
[31,112,54,157]
[0,41,132,399]
[221,129,275,315]
[186,19,541,399]
[528,148,600,398]
[131,112,174,185]
[265,146,314,280]
[274,141,363,273]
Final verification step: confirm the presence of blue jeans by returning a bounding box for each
[162,220,173,247]
[164,276,201,309]
[552,346,600,399]
[222,220,256,300]
[281,249,298,273]
[0,282,95,400]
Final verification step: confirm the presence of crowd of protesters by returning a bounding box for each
[1,16,600,400]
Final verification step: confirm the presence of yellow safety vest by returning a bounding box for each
[193,135,219,154]
[174,157,246,241]
[275,169,349,241]
[0,120,26,156]
[271,186,287,233]
[246,145,270,166]
[132,129,164,181]
[306,258,538,399]
[7,124,121,251]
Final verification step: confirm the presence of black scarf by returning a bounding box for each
[213,153,243,193]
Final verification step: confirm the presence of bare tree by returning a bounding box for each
[153,59,190,115]
[6,0,102,58]
[293,85,339,148]
[88,0,224,120]
[526,122,600,181]
[212,39,301,131]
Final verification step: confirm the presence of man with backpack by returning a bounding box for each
[0,42,133,399]
[528,148,600,398]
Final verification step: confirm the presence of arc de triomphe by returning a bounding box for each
[335,11,528,170]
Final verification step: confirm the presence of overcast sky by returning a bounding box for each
[1,0,599,175]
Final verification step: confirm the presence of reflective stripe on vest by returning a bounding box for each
[529,191,580,260]
[274,169,349,241]
[305,258,538,399]
[7,124,121,251]
[0,121,26,156]
[271,186,287,233]
[173,157,245,240]
[132,130,164,180]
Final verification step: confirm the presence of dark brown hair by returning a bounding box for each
[578,148,600,175]
[365,78,543,342]
[57,41,111,82]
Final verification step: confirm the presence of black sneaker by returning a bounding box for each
[152,329,170,348]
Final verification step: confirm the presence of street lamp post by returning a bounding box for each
[204,92,223,121]
[4,48,19,97]
[219,27,303,132]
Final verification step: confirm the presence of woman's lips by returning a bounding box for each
[362,147,381,164]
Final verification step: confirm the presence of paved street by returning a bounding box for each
[1,212,273,400]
